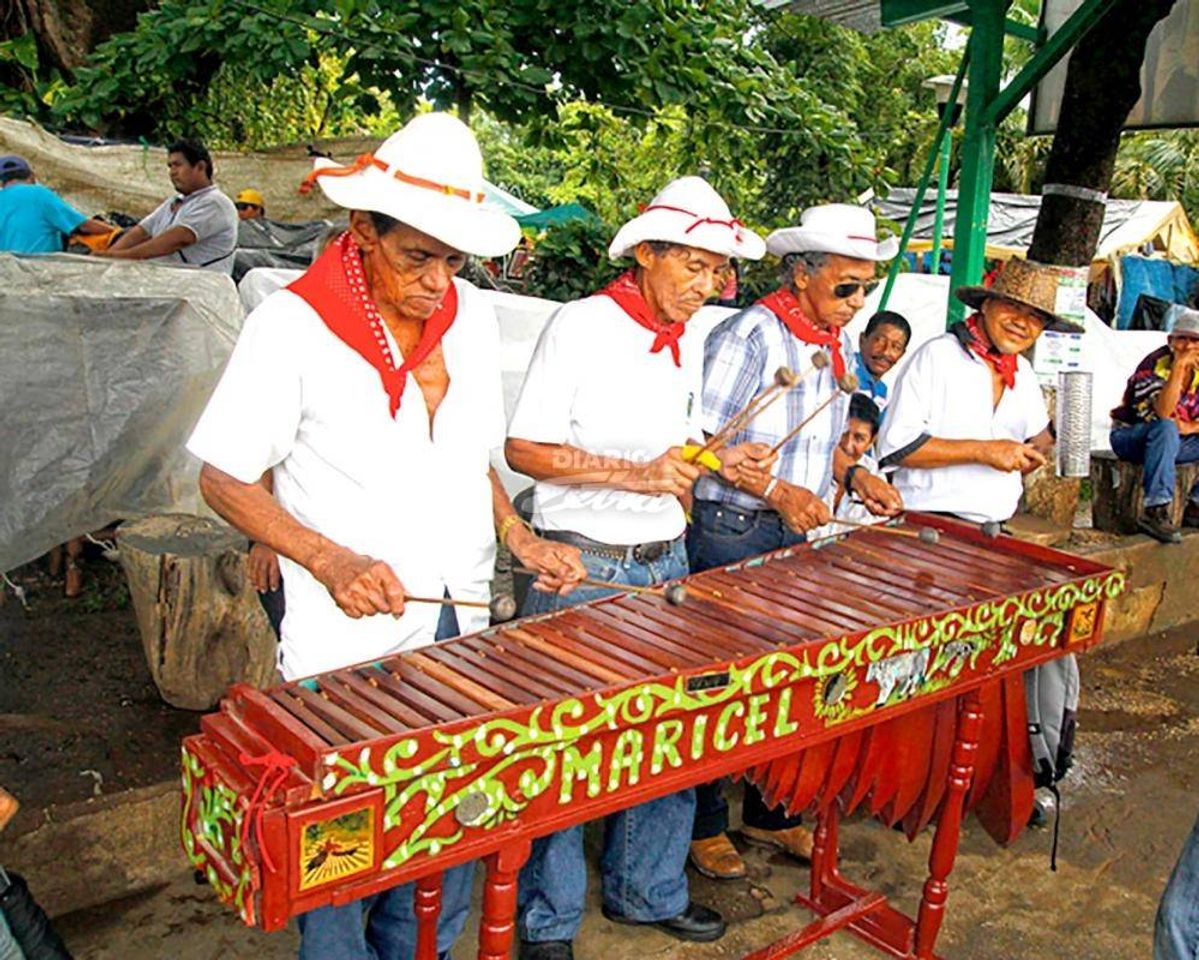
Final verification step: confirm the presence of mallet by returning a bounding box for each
[514,567,687,605]
[769,371,860,456]
[694,352,829,458]
[830,517,940,545]
[981,521,1003,539]
[406,593,518,621]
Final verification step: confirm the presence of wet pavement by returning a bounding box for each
[55,624,1197,959]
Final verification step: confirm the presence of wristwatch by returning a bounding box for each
[844,464,862,493]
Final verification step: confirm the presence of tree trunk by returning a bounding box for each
[5,0,149,72]
[1027,0,1179,266]
[117,514,277,710]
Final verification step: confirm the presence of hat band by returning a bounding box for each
[299,152,486,204]
[642,203,744,237]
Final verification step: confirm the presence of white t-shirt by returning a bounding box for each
[876,331,1049,524]
[186,278,505,679]
[140,185,238,274]
[507,294,704,545]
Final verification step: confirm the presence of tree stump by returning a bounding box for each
[1091,450,1199,534]
[116,514,276,710]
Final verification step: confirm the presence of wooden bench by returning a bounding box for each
[1090,449,1199,534]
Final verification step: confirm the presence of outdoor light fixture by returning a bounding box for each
[923,74,968,127]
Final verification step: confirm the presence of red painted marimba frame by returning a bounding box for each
[181,514,1124,960]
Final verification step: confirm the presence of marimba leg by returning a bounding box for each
[414,872,443,960]
[913,689,984,959]
[809,799,841,902]
[478,838,532,960]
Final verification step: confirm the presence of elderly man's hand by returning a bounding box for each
[247,543,281,593]
[718,442,778,486]
[312,547,406,619]
[850,470,904,517]
[509,526,587,595]
[631,448,701,497]
[769,481,831,534]
[982,439,1047,475]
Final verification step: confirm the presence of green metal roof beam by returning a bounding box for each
[982,0,1115,126]
[880,0,969,28]
[947,11,1046,44]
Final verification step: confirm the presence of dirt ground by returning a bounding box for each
[3,554,1196,959]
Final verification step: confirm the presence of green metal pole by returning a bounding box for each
[930,130,953,275]
[945,0,1007,328]
[879,49,969,311]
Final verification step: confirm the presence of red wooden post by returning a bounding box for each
[809,800,840,903]
[913,689,983,959]
[478,838,532,960]
[414,872,443,960]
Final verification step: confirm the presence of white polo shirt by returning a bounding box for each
[507,294,704,546]
[876,331,1049,524]
[186,278,505,680]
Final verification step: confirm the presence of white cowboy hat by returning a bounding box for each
[766,203,898,262]
[303,113,520,258]
[608,176,765,262]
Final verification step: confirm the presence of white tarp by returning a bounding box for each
[0,253,242,572]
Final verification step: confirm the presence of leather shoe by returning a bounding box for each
[741,824,815,862]
[1138,503,1182,544]
[1184,501,1199,529]
[601,900,726,942]
[689,833,747,880]
[518,941,573,960]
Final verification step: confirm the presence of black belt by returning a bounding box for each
[536,528,682,564]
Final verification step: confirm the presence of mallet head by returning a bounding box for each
[837,372,860,394]
[810,351,830,370]
[489,594,518,622]
[664,583,688,606]
[773,365,799,388]
[918,527,940,546]
[981,521,1002,539]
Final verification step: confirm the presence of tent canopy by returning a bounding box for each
[878,187,1199,265]
[516,203,598,229]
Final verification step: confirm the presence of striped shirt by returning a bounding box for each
[694,303,853,511]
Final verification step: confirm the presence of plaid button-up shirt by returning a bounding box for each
[694,303,853,511]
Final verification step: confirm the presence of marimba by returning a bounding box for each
[181,514,1123,959]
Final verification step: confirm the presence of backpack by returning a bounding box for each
[1024,654,1080,870]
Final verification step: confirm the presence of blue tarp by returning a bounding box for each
[1117,255,1199,330]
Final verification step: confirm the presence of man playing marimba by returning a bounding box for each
[876,259,1081,522]
[506,176,770,960]
[187,113,584,960]
[686,203,904,881]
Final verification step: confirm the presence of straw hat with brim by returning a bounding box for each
[766,203,898,262]
[955,259,1085,334]
[303,113,520,259]
[608,176,766,262]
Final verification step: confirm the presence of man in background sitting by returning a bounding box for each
[1110,305,1199,544]
[0,154,113,254]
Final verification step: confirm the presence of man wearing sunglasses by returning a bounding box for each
[235,188,265,220]
[685,203,904,882]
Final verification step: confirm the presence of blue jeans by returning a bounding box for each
[1156,807,1199,960]
[296,601,469,960]
[0,909,22,960]
[687,499,806,839]
[1110,420,1199,508]
[518,538,693,943]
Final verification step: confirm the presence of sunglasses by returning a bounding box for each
[831,279,880,299]
[235,202,260,211]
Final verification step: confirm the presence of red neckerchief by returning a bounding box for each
[287,232,458,417]
[598,270,683,366]
[757,287,846,379]
[962,312,1017,389]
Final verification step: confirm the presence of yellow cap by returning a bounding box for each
[235,188,265,207]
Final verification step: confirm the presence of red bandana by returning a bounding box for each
[757,287,846,379]
[598,270,684,366]
[287,232,458,417]
[963,312,1017,389]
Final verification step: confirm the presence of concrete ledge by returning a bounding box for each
[1075,530,1199,645]
[0,781,181,917]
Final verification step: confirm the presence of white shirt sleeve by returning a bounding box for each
[507,306,577,444]
[466,286,507,454]
[876,342,935,466]
[186,294,304,483]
